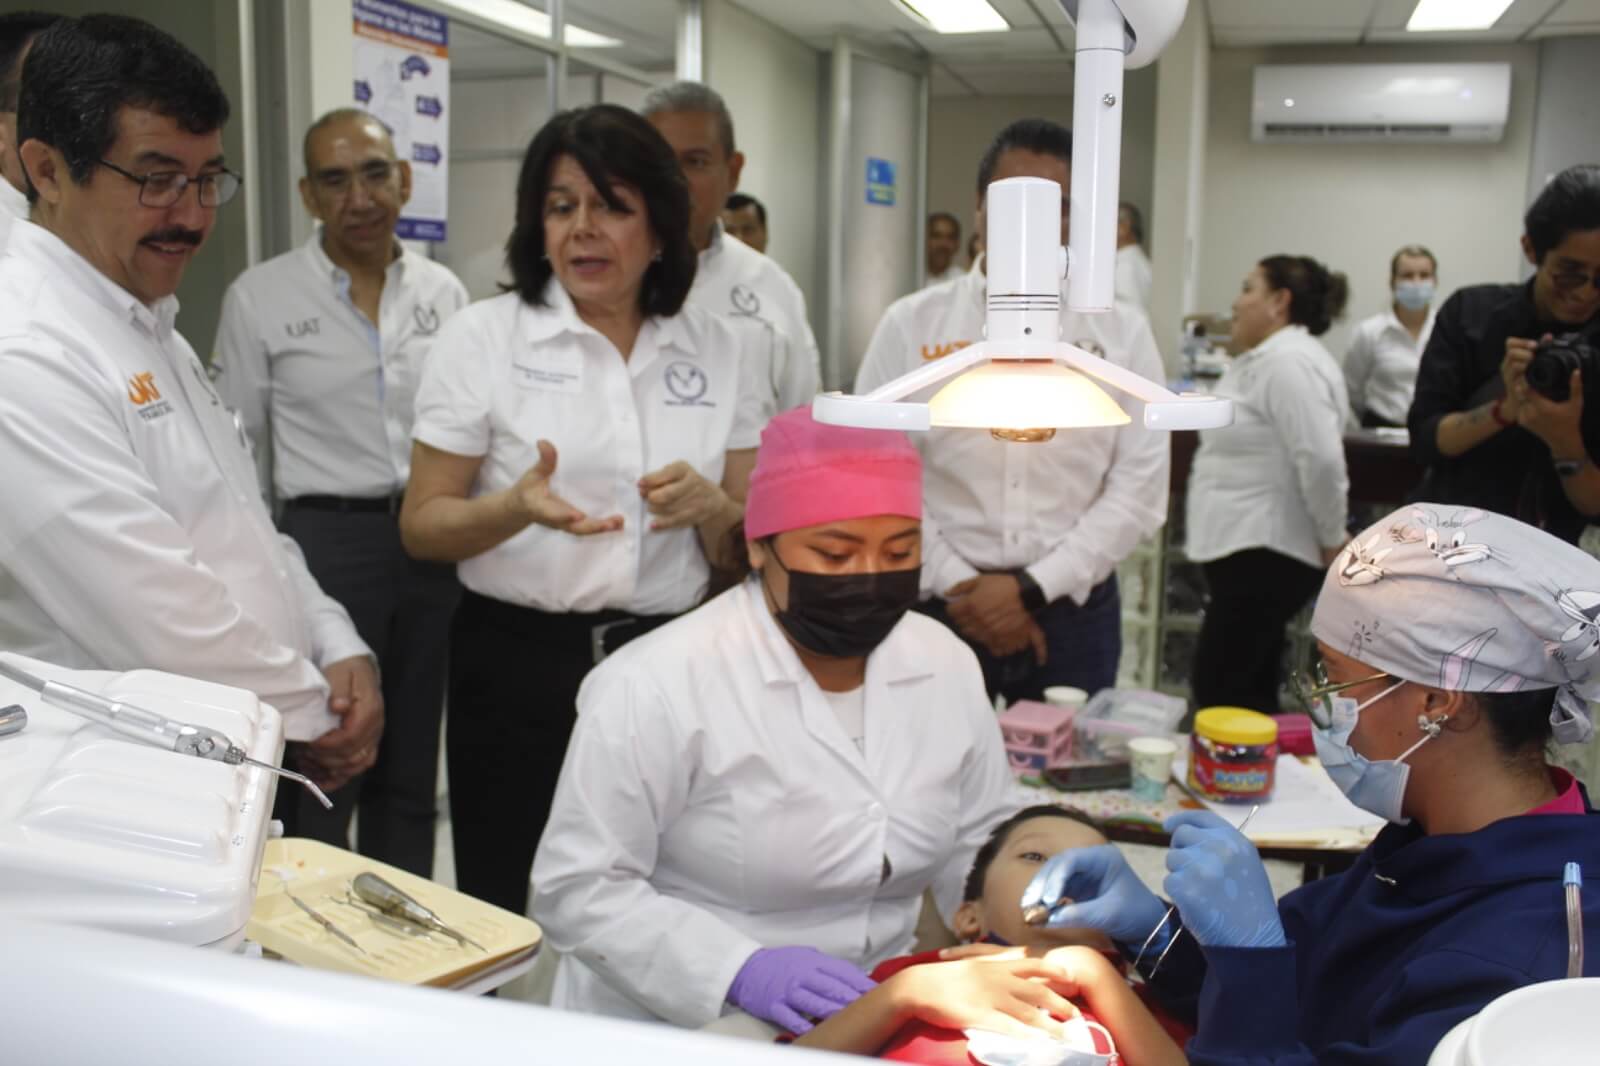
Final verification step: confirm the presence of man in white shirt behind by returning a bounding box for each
[856,118,1169,702]
[925,211,965,288]
[1114,201,1152,311]
[644,81,821,404]
[0,12,60,247]
[214,109,467,874]
[0,15,381,793]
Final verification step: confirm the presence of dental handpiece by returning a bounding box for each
[353,872,486,951]
[0,657,331,809]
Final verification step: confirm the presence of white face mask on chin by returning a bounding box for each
[964,1017,1117,1066]
[1313,679,1449,824]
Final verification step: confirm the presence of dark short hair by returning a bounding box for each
[505,104,695,316]
[928,211,960,237]
[1119,201,1145,245]
[0,11,60,111]
[977,118,1073,198]
[1524,165,1600,263]
[641,80,737,158]
[303,106,393,175]
[726,191,766,227]
[1475,688,1556,769]
[1258,254,1349,337]
[962,805,1104,902]
[17,15,229,203]
[1389,244,1437,281]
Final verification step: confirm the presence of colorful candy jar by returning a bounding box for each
[1188,707,1278,803]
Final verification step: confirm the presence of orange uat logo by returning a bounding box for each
[127,372,161,406]
[921,340,971,362]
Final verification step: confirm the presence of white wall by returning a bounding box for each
[1197,42,1539,361]
[1527,36,1600,201]
[925,69,1158,271]
[704,0,824,317]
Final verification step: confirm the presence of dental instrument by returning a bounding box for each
[288,893,367,956]
[1567,862,1584,979]
[353,872,487,952]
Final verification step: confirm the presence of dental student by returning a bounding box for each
[532,407,1016,1031]
[1023,503,1600,1065]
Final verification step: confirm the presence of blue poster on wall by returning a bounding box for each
[866,158,896,206]
[353,0,450,241]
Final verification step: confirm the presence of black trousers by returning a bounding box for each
[273,504,460,877]
[1190,548,1324,716]
[447,590,673,916]
[920,576,1122,704]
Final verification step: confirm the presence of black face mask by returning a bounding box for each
[763,547,921,659]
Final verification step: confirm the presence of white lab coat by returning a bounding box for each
[1114,244,1152,311]
[531,579,1017,1027]
[0,222,367,740]
[0,176,27,250]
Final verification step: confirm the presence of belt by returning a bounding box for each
[456,589,677,665]
[284,493,404,515]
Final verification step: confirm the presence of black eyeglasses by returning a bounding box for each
[98,159,242,208]
[1288,661,1391,728]
[1549,265,1600,294]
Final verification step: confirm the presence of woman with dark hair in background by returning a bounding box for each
[399,104,768,916]
[1184,255,1351,715]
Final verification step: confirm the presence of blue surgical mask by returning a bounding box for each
[1394,280,1435,311]
[1313,680,1445,824]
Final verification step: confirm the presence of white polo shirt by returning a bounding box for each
[1343,307,1435,427]
[0,176,27,249]
[213,230,469,500]
[412,282,768,616]
[1185,324,1350,569]
[688,221,820,409]
[855,268,1170,606]
[0,222,369,740]
[923,263,965,290]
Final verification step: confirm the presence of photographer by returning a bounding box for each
[1409,165,1600,542]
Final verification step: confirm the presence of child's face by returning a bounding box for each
[955,816,1116,951]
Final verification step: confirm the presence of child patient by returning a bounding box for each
[793,806,1187,1065]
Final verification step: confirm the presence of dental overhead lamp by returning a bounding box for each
[813,0,1231,441]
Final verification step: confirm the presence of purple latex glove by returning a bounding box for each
[726,946,877,1033]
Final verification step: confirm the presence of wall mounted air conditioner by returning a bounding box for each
[1251,63,1511,144]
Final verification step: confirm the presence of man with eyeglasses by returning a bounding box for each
[213,109,467,873]
[0,16,382,796]
[1409,164,1600,544]
[0,11,60,248]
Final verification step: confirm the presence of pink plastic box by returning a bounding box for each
[999,700,1077,775]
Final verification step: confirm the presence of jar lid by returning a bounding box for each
[1194,707,1278,746]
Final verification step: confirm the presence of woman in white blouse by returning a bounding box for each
[399,105,766,916]
[1186,255,1351,716]
[1344,245,1438,428]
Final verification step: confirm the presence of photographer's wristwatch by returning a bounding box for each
[1555,455,1587,478]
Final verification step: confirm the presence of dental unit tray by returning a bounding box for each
[249,838,542,991]
[0,652,284,948]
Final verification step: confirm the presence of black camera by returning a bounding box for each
[1526,332,1600,402]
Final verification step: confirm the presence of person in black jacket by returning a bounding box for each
[1408,164,1600,543]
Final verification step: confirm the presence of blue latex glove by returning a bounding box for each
[726,946,877,1033]
[1162,810,1286,949]
[1020,843,1169,948]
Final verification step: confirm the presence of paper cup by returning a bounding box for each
[1043,686,1088,709]
[1128,736,1177,802]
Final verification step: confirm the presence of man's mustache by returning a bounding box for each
[140,228,204,247]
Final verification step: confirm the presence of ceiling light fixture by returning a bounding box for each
[448,0,623,47]
[1406,0,1516,33]
[894,0,1010,34]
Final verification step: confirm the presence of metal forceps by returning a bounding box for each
[1133,804,1262,976]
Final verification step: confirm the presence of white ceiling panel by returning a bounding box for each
[902,26,1065,55]
[1547,0,1600,22]
[1364,26,1529,43]
[1210,27,1365,46]
[1210,0,1376,31]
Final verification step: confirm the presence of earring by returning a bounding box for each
[1417,714,1446,738]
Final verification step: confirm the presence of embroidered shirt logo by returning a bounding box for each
[286,317,320,338]
[921,340,971,362]
[730,285,762,317]
[664,361,712,406]
[127,371,173,422]
[413,305,441,335]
